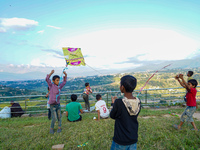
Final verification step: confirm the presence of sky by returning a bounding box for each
[0,0,200,80]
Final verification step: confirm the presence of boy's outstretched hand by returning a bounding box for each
[63,71,67,76]
[175,75,179,80]
[111,96,118,103]
[49,70,54,76]
[179,74,184,79]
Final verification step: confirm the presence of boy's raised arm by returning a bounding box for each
[179,74,190,90]
[49,70,54,77]
[59,71,67,90]
[175,74,186,88]
[46,70,54,87]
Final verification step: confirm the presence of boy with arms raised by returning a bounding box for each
[46,70,67,134]
[110,75,141,150]
[66,94,83,122]
[95,94,109,121]
[174,74,198,131]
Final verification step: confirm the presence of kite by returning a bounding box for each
[62,47,86,67]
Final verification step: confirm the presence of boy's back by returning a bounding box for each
[66,102,82,121]
[110,97,140,145]
[95,100,109,118]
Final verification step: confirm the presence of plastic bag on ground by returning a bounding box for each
[0,106,11,119]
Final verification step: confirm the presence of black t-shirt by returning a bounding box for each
[110,98,140,145]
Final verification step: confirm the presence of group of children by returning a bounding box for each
[45,69,198,150]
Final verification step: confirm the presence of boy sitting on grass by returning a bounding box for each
[110,75,141,150]
[46,70,67,134]
[66,94,83,122]
[95,94,109,121]
[174,74,198,131]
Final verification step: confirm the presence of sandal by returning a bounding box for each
[173,124,182,130]
[191,128,199,131]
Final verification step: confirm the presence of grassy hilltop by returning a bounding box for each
[0,108,200,150]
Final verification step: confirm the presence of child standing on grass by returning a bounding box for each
[110,75,141,150]
[83,83,92,111]
[95,94,109,121]
[174,74,198,131]
[45,87,51,120]
[46,70,67,134]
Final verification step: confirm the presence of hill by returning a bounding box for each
[0,68,200,98]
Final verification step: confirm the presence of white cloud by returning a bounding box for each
[0,64,54,74]
[57,28,199,69]
[37,30,44,34]
[0,17,38,31]
[9,64,14,67]
[47,25,61,30]
[30,58,43,66]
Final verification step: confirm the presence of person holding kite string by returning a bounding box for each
[83,82,92,111]
[174,74,198,131]
[46,70,67,134]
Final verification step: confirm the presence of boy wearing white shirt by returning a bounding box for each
[95,94,109,121]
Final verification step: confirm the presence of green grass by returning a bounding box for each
[0,108,200,150]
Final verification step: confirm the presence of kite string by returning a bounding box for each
[137,64,171,97]
[85,63,114,83]
[85,63,104,75]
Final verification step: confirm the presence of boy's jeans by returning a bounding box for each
[50,104,62,129]
[111,141,137,150]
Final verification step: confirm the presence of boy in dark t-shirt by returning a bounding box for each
[110,75,141,150]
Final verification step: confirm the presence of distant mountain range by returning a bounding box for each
[1,57,200,81]
[128,57,200,72]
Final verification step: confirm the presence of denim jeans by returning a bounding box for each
[50,104,62,129]
[111,141,137,150]
[180,106,196,122]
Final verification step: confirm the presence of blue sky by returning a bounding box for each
[0,0,200,80]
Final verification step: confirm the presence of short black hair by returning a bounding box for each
[52,75,60,81]
[96,94,101,100]
[188,79,198,88]
[71,94,77,101]
[85,82,89,87]
[120,75,137,93]
[47,87,49,90]
[188,71,193,76]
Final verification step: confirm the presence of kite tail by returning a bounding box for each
[137,64,171,97]
[60,67,68,83]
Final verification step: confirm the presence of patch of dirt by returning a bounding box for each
[24,125,35,128]
[163,114,171,118]
[140,116,157,119]
[193,113,200,121]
